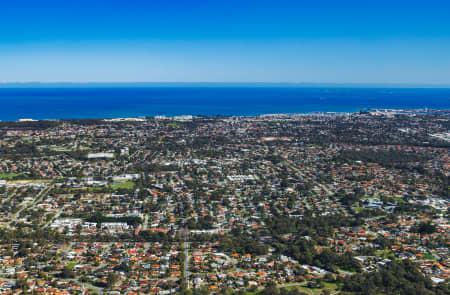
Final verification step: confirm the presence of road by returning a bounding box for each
[284,160,351,216]
[284,160,333,196]
[60,243,106,294]
[42,203,68,228]
[57,242,73,263]
[1,188,18,205]
[0,275,102,295]
[6,184,53,228]
[64,279,103,295]
[184,240,190,289]
[142,213,149,230]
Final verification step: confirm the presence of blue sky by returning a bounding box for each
[1,0,449,84]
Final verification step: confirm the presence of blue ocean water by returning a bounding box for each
[0,87,449,121]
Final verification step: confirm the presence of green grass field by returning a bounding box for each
[244,282,340,295]
[423,253,435,260]
[111,181,136,190]
[281,282,340,294]
[0,173,22,180]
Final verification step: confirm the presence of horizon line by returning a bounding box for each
[1,81,450,89]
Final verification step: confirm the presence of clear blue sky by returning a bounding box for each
[1,0,450,84]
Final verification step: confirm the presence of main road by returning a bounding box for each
[6,184,54,228]
[184,239,190,289]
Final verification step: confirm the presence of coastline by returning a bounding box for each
[5,108,450,123]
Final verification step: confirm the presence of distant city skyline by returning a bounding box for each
[1,0,450,84]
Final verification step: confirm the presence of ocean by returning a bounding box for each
[0,87,449,121]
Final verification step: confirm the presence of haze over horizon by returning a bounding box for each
[1,82,450,89]
[1,0,450,84]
